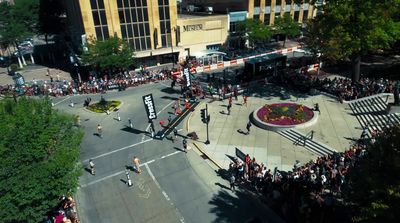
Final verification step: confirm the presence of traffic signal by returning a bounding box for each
[201,108,207,123]
[207,115,210,124]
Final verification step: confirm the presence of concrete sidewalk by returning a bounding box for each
[187,83,362,171]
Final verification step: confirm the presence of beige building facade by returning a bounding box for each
[176,14,229,59]
[65,0,229,64]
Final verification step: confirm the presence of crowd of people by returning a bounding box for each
[227,131,384,222]
[44,196,79,223]
[314,77,397,101]
[0,68,173,97]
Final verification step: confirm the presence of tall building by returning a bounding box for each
[182,0,320,25]
[64,0,229,65]
[65,0,178,64]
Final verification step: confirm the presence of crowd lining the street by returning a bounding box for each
[228,127,388,222]
[44,196,79,223]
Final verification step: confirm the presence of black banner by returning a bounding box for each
[183,67,191,87]
[142,94,157,120]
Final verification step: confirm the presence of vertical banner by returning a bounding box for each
[142,94,157,120]
[183,67,191,87]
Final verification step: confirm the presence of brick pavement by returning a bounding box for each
[187,83,363,172]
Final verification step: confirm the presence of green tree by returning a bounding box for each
[273,13,301,48]
[237,19,272,49]
[0,97,83,223]
[81,36,136,74]
[304,0,400,82]
[0,0,39,44]
[345,126,400,222]
[38,0,66,44]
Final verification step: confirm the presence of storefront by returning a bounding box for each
[176,14,229,61]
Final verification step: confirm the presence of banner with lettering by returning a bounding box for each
[142,94,157,120]
[183,67,191,87]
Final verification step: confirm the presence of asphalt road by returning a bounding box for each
[54,79,283,223]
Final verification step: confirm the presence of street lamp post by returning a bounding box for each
[171,27,176,69]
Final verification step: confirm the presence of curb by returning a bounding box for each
[191,142,224,170]
[185,101,224,170]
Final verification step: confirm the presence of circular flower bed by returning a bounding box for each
[87,100,121,113]
[256,103,314,126]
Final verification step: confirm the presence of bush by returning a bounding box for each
[10,64,19,71]
[87,100,121,113]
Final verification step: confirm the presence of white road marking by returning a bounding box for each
[145,163,185,223]
[53,96,71,106]
[141,100,175,142]
[81,150,182,187]
[81,170,125,187]
[82,138,153,163]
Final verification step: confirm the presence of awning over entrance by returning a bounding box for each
[190,50,226,58]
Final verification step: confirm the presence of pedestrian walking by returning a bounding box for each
[246,121,252,134]
[133,156,141,174]
[128,118,133,128]
[69,100,74,107]
[227,104,231,115]
[314,103,321,114]
[361,126,369,139]
[182,138,187,153]
[89,159,95,175]
[228,96,233,106]
[230,174,236,191]
[173,127,178,142]
[168,115,172,124]
[243,95,248,107]
[234,88,238,101]
[97,124,103,138]
[117,111,121,121]
[75,115,81,127]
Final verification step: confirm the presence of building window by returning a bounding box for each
[294,11,300,22]
[117,0,151,51]
[254,14,260,21]
[90,0,108,40]
[254,0,260,7]
[230,21,240,33]
[159,0,171,48]
[264,14,270,25]
[303,10,309,21]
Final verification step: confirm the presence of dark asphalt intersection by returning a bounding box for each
[53,81,283,223]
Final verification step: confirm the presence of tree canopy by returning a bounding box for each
[81,36,136,74]
[304,0,400,81]
[0,97,83,223]
[38,0,66,44]
[345,126,400,222]
[237,19,272,48]
[0,0,39,46]
[273,13,301,47]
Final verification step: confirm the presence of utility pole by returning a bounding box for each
[201,104,210,144]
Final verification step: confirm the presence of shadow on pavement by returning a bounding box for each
[160,95,179,100]
[214,182,231,190]
[160,87,180,94]
[208,189,274,223]
[215,169,230,181]
[121,127,148,135]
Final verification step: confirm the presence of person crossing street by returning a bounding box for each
[89,159,95,175]
[182,138,187,153]
[133,156,141,174]
[172,127,178,143]
[97,124,103,138]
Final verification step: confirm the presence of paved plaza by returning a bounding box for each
[187,82,377,171]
